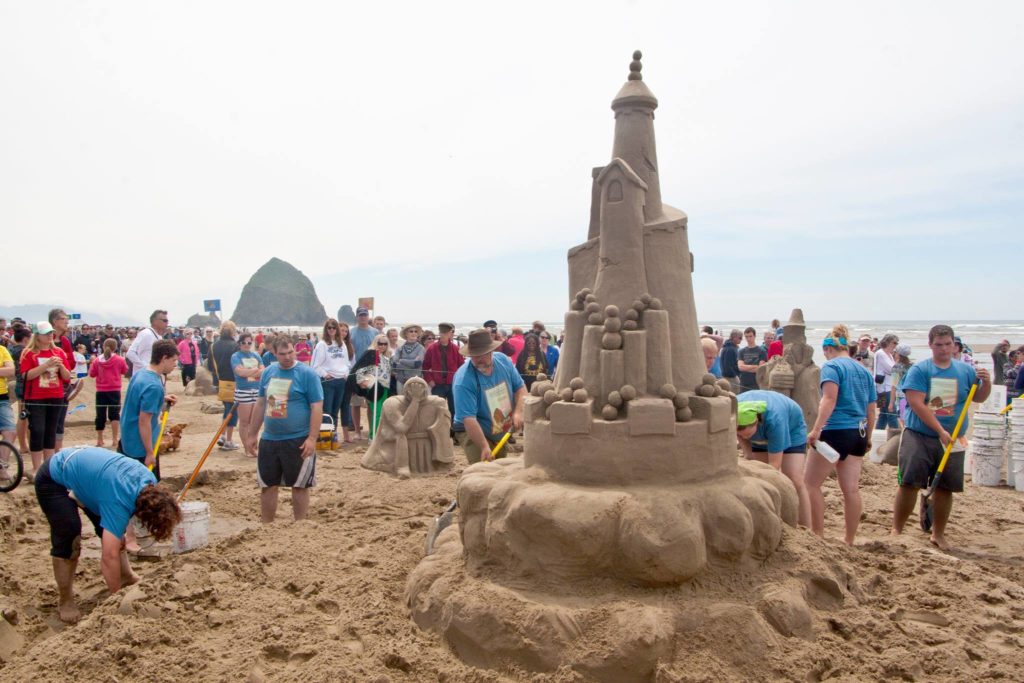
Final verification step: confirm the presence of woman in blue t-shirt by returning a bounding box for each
[804,324,877,546]
[232,333,264,457]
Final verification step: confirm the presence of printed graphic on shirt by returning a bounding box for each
[38,356,60,388]
[485,382,512,435]
[927,377,958,417]
[266,377,293,419]
[242,357,259,369]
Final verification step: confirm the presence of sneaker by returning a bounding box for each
[217,435,226,447]
[221,440,240,451]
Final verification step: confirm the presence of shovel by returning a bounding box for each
[424,428,515,554]
[149,401,172,472]
[919,381,979,532]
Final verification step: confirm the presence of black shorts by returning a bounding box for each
[820,428,867,462]
[752,443,808,455]
[897,428,964,492]
[35,459,103,559]
[257,437,316,489]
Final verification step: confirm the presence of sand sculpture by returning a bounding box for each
[406,52,799,680]
[360,376,454,478]
[756,308,821,427]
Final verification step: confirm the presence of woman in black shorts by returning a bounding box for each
[804,324,878,545]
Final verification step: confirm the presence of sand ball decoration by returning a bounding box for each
[672,393,689,409]
[701,374,717,387]
[569,377,585,390]
[640,293,652,306]
[624,308,639,321]
[588,313,604,326]
[560,387,574,402]
[601,404,619,421]
[531,383,545,397]
[570,298,584,311]
[584,301,601,314]
[584,293,597,304]
[622,320,638,331]
[648,297,663,310]
[712,385,723,397]
[603,317,622,333]
[543,390,558,405]
[604,305,620,318]
[572,388,589,403]
[715,378,732,393]
[537,373,548,383]
[532,380,555,397]
[696,384,716,398]
[608,390,623,407]
[619,384,637,402]
[601,333,623,350]
[676,406,693,422]
[660,383,677,399]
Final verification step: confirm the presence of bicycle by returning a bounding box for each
[0,440,25,493]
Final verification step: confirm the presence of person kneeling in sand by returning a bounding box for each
[736,391,811,527]
[890,325,990,550]
[34,446,181,623]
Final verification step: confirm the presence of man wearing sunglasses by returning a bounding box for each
[126,310,170,376]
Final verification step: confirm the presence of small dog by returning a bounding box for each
[157,423,189,455]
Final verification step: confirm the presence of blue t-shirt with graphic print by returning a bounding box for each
[901,358,977,438]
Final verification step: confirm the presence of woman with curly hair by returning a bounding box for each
[35,446,181,623]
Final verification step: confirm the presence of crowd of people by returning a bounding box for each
[0,309,1016,623]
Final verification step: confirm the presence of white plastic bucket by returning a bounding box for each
[1013,456,1024,493]
[971,453,1003,487]
[172,501,210,554]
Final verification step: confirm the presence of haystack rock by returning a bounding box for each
[405,52,800,682]
[231,258,327,326]
[337,305,356,325]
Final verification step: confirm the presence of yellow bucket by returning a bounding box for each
[316,415,336,451]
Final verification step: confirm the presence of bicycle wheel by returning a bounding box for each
[0,440,24,493]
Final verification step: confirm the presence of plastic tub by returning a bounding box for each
[971,453,1003,487]
[172,501,210,554]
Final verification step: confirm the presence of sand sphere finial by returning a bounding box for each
[628,50,643,80]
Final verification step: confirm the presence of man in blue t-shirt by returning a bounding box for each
[891,324,990,550]
[736,390,810,527]
[350,306,379,440]
[119,339,180,480]
[253,337,324,523]
[452,328,526,465]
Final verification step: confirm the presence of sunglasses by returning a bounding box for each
[241,341,253,345]
[377,342,388,346]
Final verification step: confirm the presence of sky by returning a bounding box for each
[2,1,1021,326]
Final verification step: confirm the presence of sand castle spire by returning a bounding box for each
[611,50,662,221]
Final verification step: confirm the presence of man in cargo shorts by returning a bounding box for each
[253,337,324,523]
[890,324,990,550]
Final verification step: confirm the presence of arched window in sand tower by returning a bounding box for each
[607,179,623,202]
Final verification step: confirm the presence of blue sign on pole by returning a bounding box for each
[70,313,82,320]
[203,299,221,313]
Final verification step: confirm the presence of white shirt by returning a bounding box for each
[310,340,352,379]
[126,327,161,375]
[874,348,895,392]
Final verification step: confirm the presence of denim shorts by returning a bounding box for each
[0,399,15,432]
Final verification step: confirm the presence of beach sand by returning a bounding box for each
[1,377,1024,681]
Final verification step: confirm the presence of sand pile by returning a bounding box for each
[1,381,1024,681]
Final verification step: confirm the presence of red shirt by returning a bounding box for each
[296,341,312,363]
[422,340,464,386]
[21,348,70,399]
[767,340,784,359]
[57,335,75,371]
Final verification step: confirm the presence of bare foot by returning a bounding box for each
[930,535,951,551]
[58,599,81,624]
[890,528,902,537]
[95,441,104,447]
[122,570,141,586]
[125,542,142,554]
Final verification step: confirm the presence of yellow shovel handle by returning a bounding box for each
[934,382,979,476]
[149,408,170,472]
[489,430,513,459]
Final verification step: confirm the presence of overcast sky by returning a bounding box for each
[2,2,1021,326]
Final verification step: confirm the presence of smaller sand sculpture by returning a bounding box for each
[757,308,820,427]
[361,377,454,478]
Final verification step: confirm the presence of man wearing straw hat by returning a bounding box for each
[452,328,526,465]
[891,324,990,550]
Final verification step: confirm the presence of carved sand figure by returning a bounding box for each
[360,376,454,478]
[406,52,800,681]
[757,308,821,428]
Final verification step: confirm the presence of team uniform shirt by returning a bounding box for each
[742,390,807,452]
[901,358,977,438]
[259,362,324,441]
[453,353,525,437]
[0,345,12,395]
[231,350,264,391]
[50,447,156,538]
[820,357,877,430]
[120,369,166,458]
[20,348,70,400]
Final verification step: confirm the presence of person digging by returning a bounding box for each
[35,446,181,623]
[890,324,990,551]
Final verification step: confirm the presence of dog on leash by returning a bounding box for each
[157,423,189,455]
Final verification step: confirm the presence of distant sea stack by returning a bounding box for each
[231,258,328,326]
[186,312,220,329]
[337,305,356,325]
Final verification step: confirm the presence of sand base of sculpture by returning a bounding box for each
[406,406,799,681]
